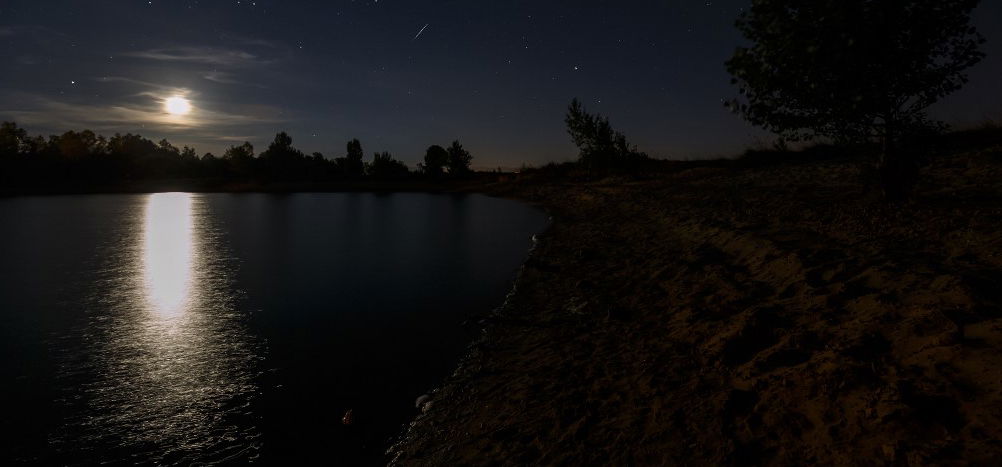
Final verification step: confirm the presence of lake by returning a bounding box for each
[0,192,548,465]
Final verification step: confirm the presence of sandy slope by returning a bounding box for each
[389,145,1002,465]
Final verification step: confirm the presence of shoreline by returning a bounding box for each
[5,140,1001,463]
[387,146,1002,464]
[0,176,504,198]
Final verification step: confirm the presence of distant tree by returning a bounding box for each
[260,131,305,161]
[273,132,292,149]
[0,122,28,185]
[446,140,473,175]
[157,138,179,156]
[176,145,199,176]
[181,146,198,161]
[108,133,156,159]
[224,142,255,160]
[223,141,256,178]
[367,151,410,178]
[21,134,47,156]
[200,151,228,178]
[0,122,27,158]
[336,138,366,177]
[54,130,105,159]
[3,123,493,192]
[146,139,182,177]
[420,145,449,177]
[565,98,648,168]
[725,0,986,199]
[259,132,309,180]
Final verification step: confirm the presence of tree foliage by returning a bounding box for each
[446,140,473,175]
[336,138,366,177]
[257,131,310,180]
[420,145,449,176]
[0,122,28,158]
[261,132,302,160]
[565,98,648,168]
[367,151,410,178]
[0,122,457,193]
[224,142,255,160]
[725,0,985,145]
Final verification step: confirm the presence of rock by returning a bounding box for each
[882,444,896,462]
[416,394,433,413]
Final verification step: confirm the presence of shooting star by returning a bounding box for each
[413,23,429,41]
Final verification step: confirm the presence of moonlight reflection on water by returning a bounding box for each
[53,193,264,464]
[1,193,548,464]
[143,193,195,318]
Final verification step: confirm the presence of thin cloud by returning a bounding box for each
[16,56,43,65]
[0,25,70,45]
[217,134,261,143]
[124,46,272,67]
[217,32,282,49]
[202,71,240,85]
[97,76,183,94]
[201,71,269,88]
[0,93,286,141]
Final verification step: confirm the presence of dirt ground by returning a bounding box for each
[389,141,1002,466]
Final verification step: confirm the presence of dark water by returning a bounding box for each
[0,192,547,465]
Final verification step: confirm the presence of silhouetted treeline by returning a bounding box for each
[565,98,652,169]
[0,122,477,193]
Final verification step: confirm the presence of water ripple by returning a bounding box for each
[50,194,265,465]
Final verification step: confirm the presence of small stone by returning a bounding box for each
[882,444,896,461]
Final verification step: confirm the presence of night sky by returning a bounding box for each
[1,1,1000,168]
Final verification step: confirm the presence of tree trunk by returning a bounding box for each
[878,122,916,202]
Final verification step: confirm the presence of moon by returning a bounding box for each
[164,96,192,116]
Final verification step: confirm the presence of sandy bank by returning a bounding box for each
[389,145,1002,465]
